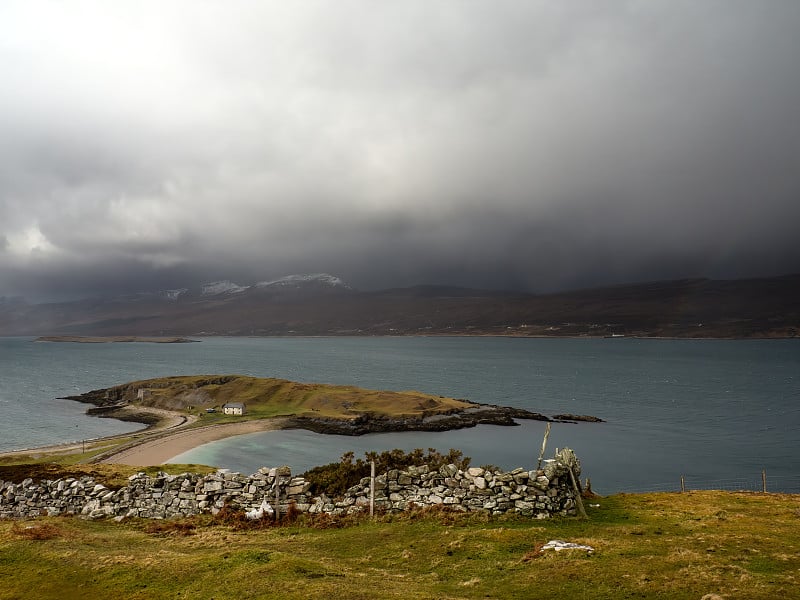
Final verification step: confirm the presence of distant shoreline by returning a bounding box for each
[34,336,200,344]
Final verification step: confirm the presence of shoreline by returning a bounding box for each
[0,406,195,462]
[34,335,199,343]
[3,374,595,467]
[0,412,290,467]
[9,333,798,341]
[0,402,559,468]
[95,418,292,466]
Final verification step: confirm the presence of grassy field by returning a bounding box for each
[1,489,798,599]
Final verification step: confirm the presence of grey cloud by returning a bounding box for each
[1,1,799,298]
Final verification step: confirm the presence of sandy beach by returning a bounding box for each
[0,404,291,468]
[97,418,292,466]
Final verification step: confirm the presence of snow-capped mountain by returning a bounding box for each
[254,273,350,290]
[1,273,797,338]
[160,288,188,301]
[150,274,350,301]
[200,281,250,296]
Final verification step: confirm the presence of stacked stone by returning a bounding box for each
[120,472,203,519]
[120,466,313,519]
[0,476,119,519]
[339,460,578,518]
[1,449,582,520]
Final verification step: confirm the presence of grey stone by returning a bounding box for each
[0,452,582,521]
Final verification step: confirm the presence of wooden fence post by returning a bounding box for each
[762,469,767,493]
[370,460,376,518]
[680,475,685,493]
[567,467,587,518]
[536,423,551,471]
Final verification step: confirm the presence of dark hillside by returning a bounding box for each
[1,274,798,338]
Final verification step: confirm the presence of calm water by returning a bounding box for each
[1,336,798,493]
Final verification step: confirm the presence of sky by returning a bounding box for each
[1,1,800,299]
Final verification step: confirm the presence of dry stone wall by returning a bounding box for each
[1,449,582,521]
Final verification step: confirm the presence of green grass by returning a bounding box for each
[125,374,475,420]
[2,491,799,599]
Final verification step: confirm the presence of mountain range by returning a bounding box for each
[1,272,798,338]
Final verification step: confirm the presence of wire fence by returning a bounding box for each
[612,473,800,495]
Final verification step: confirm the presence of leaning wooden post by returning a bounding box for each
[536,422,552,471]
[762,469,767,493]
[567,466,587,518]
[370,460,376,518]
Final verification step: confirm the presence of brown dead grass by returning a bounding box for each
[11,522,63,541]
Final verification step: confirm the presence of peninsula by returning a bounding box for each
[35,336,198,343]
[53,374,601,465]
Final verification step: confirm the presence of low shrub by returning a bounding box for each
[303,448,470,497]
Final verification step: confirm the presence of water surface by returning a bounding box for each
[1,336,798,492]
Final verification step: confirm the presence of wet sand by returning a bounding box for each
[98,418,292,466]
[0,406,191,461]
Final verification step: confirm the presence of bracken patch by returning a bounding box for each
[11,522,63,541]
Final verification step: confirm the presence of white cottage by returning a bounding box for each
[222,402,245,416]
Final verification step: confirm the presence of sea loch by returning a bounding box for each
[1,336,798,494]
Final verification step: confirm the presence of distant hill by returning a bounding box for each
[1,273,798,338]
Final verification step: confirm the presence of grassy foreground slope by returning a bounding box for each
[1,490,798,599]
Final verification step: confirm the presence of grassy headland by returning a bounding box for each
[67,374,557,455]
[0,375,566,466]
[67,374,488,420]
[0,488,797,599]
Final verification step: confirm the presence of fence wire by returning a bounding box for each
[612,475,800,495]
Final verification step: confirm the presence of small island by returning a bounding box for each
[54,374,602,465]
[35,336,199,344]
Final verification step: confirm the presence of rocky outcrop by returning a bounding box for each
[283,403,550,436]
[551,414,605,423]
[1,449,583,520]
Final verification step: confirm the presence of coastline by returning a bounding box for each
[2,370,601,468]
[0,406,194,462]
[0,401,562,468]
[44,373,572,468]
[0,410,291,467]
[95,418,292,466]
[34,336,199,343]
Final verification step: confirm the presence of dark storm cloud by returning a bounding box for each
[1,1,799,298]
